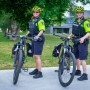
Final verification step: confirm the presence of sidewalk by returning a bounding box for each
[0,66,90,90]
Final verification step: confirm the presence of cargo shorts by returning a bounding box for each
[32,38,45,55]
[73,43,88,60]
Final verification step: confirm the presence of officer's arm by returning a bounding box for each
[37,30,44,37]
[81,33,90,40]
[80,21,90,43]
[79,33,90,43]
[37,19,45,37]
[83,20,90,39]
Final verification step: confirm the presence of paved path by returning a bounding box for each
[0,66,90,90]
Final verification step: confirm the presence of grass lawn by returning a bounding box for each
[0,32,90,70]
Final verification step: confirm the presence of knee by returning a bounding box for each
[34,55,40,60]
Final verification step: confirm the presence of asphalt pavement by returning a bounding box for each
[0,66,90,90]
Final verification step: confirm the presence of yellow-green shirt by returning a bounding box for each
[83,20,90,32]
[36,19,45,31]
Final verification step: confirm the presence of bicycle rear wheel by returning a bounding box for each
[58,52,76,87]
[13,49,24,85]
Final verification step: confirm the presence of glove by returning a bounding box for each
[34,35,39,41]
[67,36,70,39]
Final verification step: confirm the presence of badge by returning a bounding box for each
[86,24,90,27]
[42,22,45,25]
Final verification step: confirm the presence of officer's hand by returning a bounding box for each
[80,37,85,43]
[25,34,29,39]
[67,36,70,39]
[34,36,39,41]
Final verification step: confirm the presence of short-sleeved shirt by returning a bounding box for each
[36,19,45,31]
[83,20,90,32]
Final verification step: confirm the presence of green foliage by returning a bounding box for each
[0,11,12,31]
[0,0,70,31]
[41,0,70,26]
[0,0,89,31]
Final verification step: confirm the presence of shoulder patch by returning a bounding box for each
[41,22,45,25]
[86,23,90,27]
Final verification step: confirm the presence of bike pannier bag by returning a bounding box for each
[52,44,62,57]
[26,43,33,57]
[12,43,18,55]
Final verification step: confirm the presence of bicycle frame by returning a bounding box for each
[14,35,26,66]
[19,35,26,50]
[55,35,72,58]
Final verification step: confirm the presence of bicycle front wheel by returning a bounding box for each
[58,52,76,87]
[13,49,24,85]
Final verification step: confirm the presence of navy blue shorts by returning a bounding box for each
[32,40,44,55]
[73,43,88,60]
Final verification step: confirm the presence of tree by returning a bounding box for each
[0,0,71,31]
[76,0,90,4]
[0,11,12,36]
[0,0,89,31]
[0,11,19,39]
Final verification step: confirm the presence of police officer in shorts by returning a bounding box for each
[70,6,90,81]
[27,6,45,79]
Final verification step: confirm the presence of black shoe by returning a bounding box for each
[33,71,43,79]
[29,69,38,75]
[77,73,88,81]
[75,70,81,76]
[70,70,81,76]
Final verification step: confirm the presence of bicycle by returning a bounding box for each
[12,35,42,85]
[13,35,28,85]
[53,34,78,87]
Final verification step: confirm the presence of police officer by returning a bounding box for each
[70,6,90,81]
[27,6,45,78]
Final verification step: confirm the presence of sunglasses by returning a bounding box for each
[33,11,40,13]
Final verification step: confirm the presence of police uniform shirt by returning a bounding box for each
[35,19,45,31]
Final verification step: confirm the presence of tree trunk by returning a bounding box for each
[9,19,19,40]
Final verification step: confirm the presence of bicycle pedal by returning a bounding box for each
[23,68,28,72]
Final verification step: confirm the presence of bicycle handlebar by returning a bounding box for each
[54,34,80,42]
[72,37,80,42]
[25,36,42,41]
[7,33,42,41]
[54,34,71,41]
